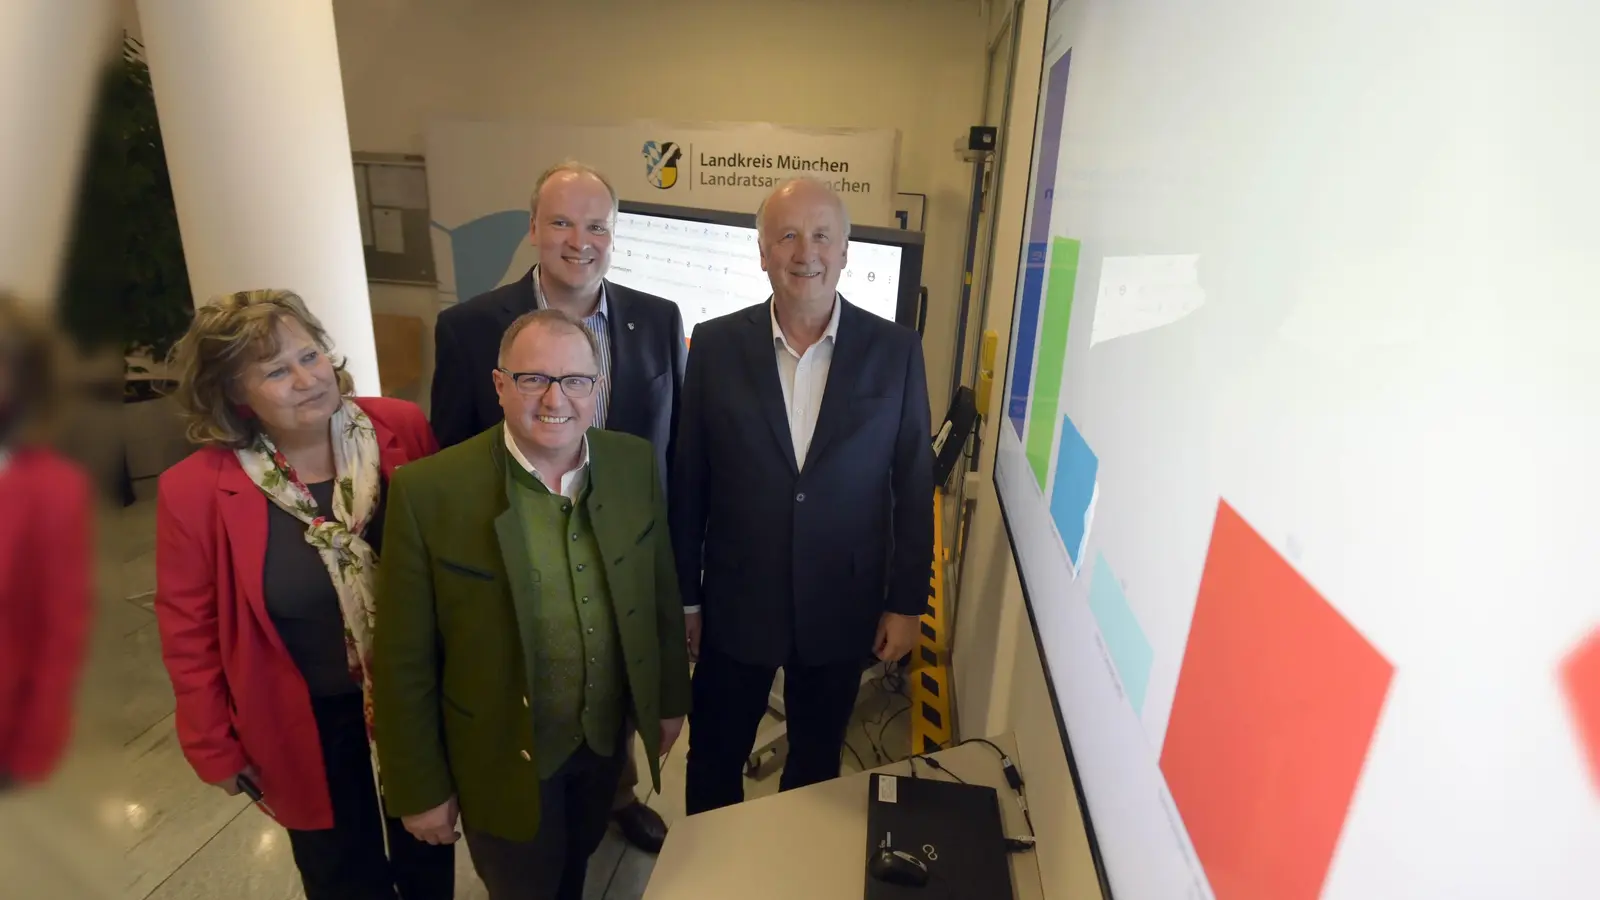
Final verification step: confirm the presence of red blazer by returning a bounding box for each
[0,448,92,784]
[154,397,437,830]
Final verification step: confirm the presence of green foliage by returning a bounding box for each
[59,34,192,360]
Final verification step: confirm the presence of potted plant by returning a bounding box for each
[58,34,194,493]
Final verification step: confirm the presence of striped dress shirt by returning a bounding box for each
[531,266,612,429]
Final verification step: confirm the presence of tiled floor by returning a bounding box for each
[0,495,912,899]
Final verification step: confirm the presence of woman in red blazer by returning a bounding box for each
[155,289,452,900]
[0,294,91,792]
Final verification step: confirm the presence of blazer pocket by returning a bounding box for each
[634,519,656,544]
[438,558,497,582]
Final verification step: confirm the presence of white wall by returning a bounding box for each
[330,0,990,413]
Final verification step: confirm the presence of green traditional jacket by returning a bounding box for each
[372,425,691,841]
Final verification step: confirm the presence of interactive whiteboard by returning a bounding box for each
[993,2,1600,898]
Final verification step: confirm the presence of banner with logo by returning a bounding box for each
[424,118,899,303]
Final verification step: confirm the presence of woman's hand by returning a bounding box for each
[209,764,259,796]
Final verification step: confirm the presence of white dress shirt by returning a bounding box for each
[771,294,842,470]
[504,426,590,500]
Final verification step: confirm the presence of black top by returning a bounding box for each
[430,269,688,488]
[263,479,387,697]
[668,298,935,668]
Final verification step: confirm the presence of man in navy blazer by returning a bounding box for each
[428,161,686,853]
[430,163,687,484]
[671,177,935,814]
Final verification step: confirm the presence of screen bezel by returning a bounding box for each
[616,199,926,329]
[989,33,1120,900]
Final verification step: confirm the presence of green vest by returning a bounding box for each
[506,461,626,779]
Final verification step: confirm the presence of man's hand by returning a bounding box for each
[209,764,259,796]
[874,613,920,663]
[403,795,460,845]
[684,610,703,662]
[660,716,686,759]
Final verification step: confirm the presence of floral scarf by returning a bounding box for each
[236,399,382,733]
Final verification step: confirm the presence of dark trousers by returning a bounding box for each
[613,722,641,810]
[684,647,863,815]
[286,694,455,900]
[465,743,628,900]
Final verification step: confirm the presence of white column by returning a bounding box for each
[0,0,114,304]
[135,0,379,394]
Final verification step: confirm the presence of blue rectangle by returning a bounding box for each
[1088,552,1154,716]
[1008,249,1049,435]
[1049,414,1098,567]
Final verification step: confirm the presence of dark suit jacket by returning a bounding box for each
[670,298,935,668]
[430,268,688,479]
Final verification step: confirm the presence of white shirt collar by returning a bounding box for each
[771,293,842,355]
[503,425,590,500]
[532,265,609,319]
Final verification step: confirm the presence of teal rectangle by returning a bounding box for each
[1088,552,1154,716]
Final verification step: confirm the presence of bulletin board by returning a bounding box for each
[353,152,436,285]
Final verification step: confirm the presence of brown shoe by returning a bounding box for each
[613,800,668,854]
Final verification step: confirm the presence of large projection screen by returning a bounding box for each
[993,2,1599,899]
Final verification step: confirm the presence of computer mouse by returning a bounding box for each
[869,847,931,888]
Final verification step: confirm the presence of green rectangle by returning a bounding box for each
[1025,237,1080,487]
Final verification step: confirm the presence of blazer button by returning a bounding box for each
[571,533,579,541]
[576,564,586,572]
[522,696,529,708]
[796,492,806,502]
[520,749,531,761]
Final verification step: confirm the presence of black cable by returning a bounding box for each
[959,737,1010,760]
[957,738,1034,837]
[919,756,968,784]
[877,704,911,757]
[863,662,909,765]
[843,740,864,772]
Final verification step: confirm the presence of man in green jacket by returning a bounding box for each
[374,308,691,900]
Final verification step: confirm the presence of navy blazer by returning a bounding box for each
[669,298,935,668]
[429,268,688,481]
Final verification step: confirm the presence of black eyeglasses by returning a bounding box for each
[497,369,600,399]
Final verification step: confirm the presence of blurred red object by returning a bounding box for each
[0,447,92,786]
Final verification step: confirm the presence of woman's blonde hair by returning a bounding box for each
[167,289,354,449]
[0,292,65,447]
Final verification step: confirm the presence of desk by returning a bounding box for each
[643,733,1046,900]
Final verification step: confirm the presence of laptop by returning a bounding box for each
[864,772,1015,899]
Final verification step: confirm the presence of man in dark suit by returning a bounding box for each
[430,162,686,487]
[428,162,685,852]
[671,177,934,814]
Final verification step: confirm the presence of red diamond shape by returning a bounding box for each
[1560,627,1600,794]
[1161,500,1395,900]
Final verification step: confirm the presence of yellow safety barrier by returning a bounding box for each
[910,491,955,755]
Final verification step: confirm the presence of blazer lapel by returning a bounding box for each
[502,268,539,321]
[217,460,290,655]
[489,428,538,620]
[601,282,638,433]
[375,420,408,480]
[740,303,799,474]
[802,299,870,470]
